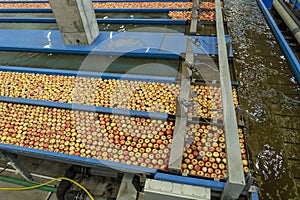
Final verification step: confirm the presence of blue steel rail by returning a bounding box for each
[0,8,190,13]
[0,65,176,83]
[257,0,300,82]
[0,96,169,119]
[0,30,233,58]
[290,0,300,9]
[0,142,232,190]
[0,18,187,25]
[0,143,158,174]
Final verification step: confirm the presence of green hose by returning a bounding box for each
[0,175,57,193]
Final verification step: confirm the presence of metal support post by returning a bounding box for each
[116,174,137,200]
[2,152,33,181]
[168,38,192,172]
[242,171,255,195]
[215,0,246,199]
[49,0,99,46]
[190,0,199,35]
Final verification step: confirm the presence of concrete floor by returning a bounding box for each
[0,155,121,200]
[0,182,56,200]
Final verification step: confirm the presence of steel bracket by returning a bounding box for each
[1,151,33,181]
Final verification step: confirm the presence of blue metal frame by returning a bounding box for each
[97,8,190,13]
[154,172,225,190]
[0,143,157,174]
[251,186,260,200]
[0,96,169,119]
[0,65,176,83]
[0,17,187,25]
[257,0,300,83]
[0,30,231,58]
[0,8,190,13]
[290,0,300,9]
[97,18,187,25]
[0,8,52,13]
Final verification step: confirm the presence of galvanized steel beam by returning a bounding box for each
[49,0,99,45]
[168,38,192,172]
[215,0,246,199]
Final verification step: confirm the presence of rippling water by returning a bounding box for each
[225,0,299,199]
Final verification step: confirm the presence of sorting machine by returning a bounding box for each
[0,0,259,199]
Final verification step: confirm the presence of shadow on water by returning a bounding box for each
[225,0,300,199]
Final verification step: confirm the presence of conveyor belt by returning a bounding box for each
[0,30,233,58]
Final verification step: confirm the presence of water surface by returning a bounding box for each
[225,0,300,199]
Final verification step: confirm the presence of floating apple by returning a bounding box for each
[168,11,217,21]
[0,102,176,171]
[0,2,194,9]
[188,85,239,119]
[182,124,249,178]
[0,71,179,114]
[199,2,224,9]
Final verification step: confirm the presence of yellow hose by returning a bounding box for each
[0,176,94,200]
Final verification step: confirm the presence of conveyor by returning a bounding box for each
[0,1,259,199]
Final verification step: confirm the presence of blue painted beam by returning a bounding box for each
[290,0,300,9]
[95,8,190,13]
[0,17,187,25]
[257,0,300,83]
[0,8,52,13]
[97,18,187,25]
[0,66,176,83]
[0,96,169,119]
[251,186,260,200]
[0,8,190,13]
[0,143,157,174]
[0,30,231,57]
[154,172,226,191]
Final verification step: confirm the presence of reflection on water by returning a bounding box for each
[0,22,185,33]
[0,51,179,77]
[225,0,299,199]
